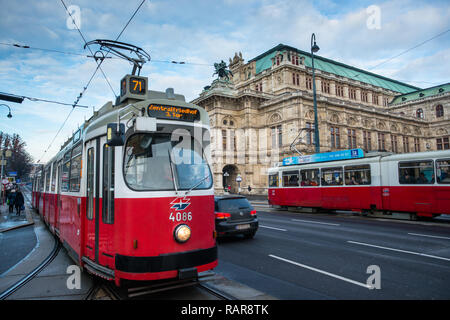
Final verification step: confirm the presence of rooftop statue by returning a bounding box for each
[213,60,233,81]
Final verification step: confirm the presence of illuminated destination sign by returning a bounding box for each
[147,104,200,122]
[282,149,364,166]
[121,76,147,96]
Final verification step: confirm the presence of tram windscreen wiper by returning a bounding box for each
[167,149,178,192]
[185,175,210,196]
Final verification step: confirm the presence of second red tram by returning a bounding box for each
[32,74,218,285]
[268,149,450,218]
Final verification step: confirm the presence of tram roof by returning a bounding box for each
[271,149,450,172]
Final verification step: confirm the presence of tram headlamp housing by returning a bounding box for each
[174,224,191,243]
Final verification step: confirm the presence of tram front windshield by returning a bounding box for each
[124,133,212,191]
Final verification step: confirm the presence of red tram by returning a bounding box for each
[31,74,217,286]
[268,149,450,218]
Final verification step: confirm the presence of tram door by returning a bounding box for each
[99,139,115,268]
[84,137,115,268]
[85,139,98,262]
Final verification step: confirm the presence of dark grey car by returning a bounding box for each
[214,196,258,239]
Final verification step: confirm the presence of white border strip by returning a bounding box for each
[292,219,340,226]
[269,254,372,289]
[347,240,450,262]
[407,233,450,240]
[260,225,287,232]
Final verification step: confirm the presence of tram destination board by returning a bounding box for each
[147,104,200,122]
[282,148,364,166]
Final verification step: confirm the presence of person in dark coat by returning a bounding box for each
[14,188,25,216]
[7,189,16,213]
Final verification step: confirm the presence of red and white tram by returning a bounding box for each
[32,74,217,286]
[268,149,450,218]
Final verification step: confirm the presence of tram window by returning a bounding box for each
[102,144,115,224]
[51,163,57,192]
[69,143,82,192]
[282,170,299,187]
[86,148,94,220]
[398,161,434,184]
[300,169,320,186]
[436,159,450,184]
[269,173,279,187]
[344,165,371,185]
[45,168,51,192]
[321,167,343,186]
[61,151,71,192]
[124,133,212,191]
[172,135,212,190]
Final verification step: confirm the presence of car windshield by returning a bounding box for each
[217,198,253,212]
[124,133,212,191]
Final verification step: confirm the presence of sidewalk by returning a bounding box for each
[0,202,34,233]
[221,192,268,202]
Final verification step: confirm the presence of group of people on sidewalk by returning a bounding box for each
[4,185,25,216]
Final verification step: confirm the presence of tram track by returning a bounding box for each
[0,235,61,300]
[88,275,236,300]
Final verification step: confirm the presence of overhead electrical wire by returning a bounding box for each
[0,42,213,66]
[0,91,91,108]
[351,27,450,82]
[60,0,117,101]
[36,0,147,164]
[36,107,75,164]
[368,27,450,71]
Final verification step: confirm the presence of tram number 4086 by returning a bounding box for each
[169,212,192,222]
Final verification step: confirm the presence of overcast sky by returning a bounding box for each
[0,0,449,163]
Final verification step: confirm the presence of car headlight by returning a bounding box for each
[174,224,191,243]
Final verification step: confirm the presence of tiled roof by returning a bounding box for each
[389,82,450,105]
[249,44,421,94]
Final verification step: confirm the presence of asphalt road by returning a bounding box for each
[214,208,450,299]
[0,225,37,276]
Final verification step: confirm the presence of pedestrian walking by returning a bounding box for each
[15,188,25,216]
[7,189,16,213]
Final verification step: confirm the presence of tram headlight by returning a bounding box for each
[174,224,191,243]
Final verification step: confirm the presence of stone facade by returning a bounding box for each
[192,44,450,195]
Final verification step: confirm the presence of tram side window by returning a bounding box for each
[51,163,57,192]
[61,151,71,192]
[436,159,450,184]
[321,167,344,186]
[102,144,115,224]
[398,161,434,184]
[268,173,279,187]
[344,165,371,185]
[300,169,320,186]
[45,169,51,192]
[282,170,299,187]
[70,143,82,192]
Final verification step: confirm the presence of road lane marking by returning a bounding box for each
[347,240,450,262]
[407,233,450,240]
[292,219,340,226]
[260,225,287,232]
[269,254,373,289]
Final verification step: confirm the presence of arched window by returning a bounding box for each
[436,105,444,118]
[416,108,424,119]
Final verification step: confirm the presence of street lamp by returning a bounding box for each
[0,104,12,118]
[311,33,320,153]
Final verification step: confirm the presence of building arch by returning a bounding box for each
[222,164,241,194]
